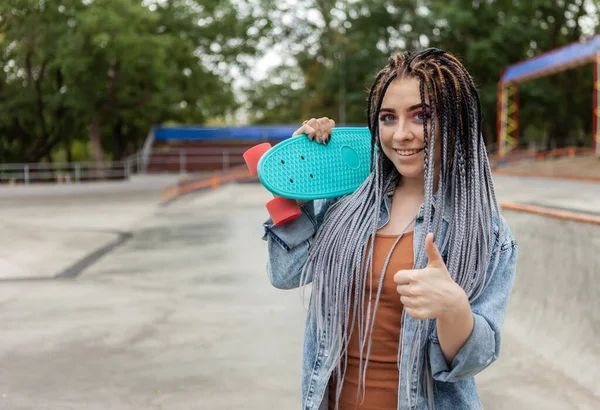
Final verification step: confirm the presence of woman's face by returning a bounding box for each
[378,77,441,181]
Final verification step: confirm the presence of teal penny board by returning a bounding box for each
[257,127,372,200]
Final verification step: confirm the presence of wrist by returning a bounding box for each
[439,284,470,323]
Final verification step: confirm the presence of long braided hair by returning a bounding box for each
[299,48,502,409]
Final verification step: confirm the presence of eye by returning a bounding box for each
[412,109,431,122]
[379,113,396,123]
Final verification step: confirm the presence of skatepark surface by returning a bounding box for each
[0,174,598,409]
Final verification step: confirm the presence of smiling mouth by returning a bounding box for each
[395,148,424,156]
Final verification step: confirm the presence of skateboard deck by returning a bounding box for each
[257,127,372,200]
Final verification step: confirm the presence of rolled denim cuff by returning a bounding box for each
[262,201,317,251]
[429,313,496,382]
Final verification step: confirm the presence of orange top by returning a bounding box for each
[329,231,414,410]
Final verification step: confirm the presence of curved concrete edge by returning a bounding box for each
[55,232,133,279]
[489,208,600,402]
[501,202,600,225]
[160,167,253,204]
[0,229,123,281]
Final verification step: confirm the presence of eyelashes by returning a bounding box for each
[379,109,432,123]
[379,113,395,123]
[412,108,431,120]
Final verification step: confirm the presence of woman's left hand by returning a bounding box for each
[393,233,467,321]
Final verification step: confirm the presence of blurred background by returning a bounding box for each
[0,1,599,409]
[1,0,600,165]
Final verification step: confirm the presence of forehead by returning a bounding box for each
[381,77,429,108]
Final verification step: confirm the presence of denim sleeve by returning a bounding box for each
[429,215,518,382]
[262,197,338,290]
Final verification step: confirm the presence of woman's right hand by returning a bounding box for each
[279,117,335,206]
[292,117,335,145]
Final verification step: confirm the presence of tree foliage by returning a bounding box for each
[1,0,599,164]
[0,0,270,163]
[248,0,600,151]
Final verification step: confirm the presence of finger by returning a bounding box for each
[425,232,444,267]
[396,284,412,296]
[322,118,334,143]
[293,120,317,139]
[320,117,333,133]
[325,119,335,143]
[292,126,307,137]
[302,124,318,141]
[394,269,423,285]
[400,295,417,308]
[298,119,317,139]
[316,119,327,144]
[404,306,427,321]
[319,116,330,130]
[320,117,333,143]
[296,126,317,140]
[393,270,412,285]
[403,305,416,318]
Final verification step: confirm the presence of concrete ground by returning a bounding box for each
[502,154,600,178]
[0,175,599,409]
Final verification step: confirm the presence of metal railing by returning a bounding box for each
[146,147,246,173]
[0,147,245,184]
[0,155,143,185]
[140,128,155,172]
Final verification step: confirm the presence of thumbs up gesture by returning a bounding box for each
[393,233,466,321]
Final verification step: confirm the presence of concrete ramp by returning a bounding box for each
[0,178,598,409]
[476,210,600,409]
[0,176,179,280]
[0,221,118,280]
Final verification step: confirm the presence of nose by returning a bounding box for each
[392,119,413,144]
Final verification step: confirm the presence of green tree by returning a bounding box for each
[0,0,271,163]
[247,0,428,125]
[247,0,599,151]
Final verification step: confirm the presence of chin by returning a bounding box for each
[394,164,425,179]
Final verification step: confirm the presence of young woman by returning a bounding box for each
[261,48,518,410]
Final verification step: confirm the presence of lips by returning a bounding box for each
[395,148,424,156]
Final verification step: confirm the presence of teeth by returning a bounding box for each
[396,149,422,156]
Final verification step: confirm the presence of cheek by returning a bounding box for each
[379,127,394,147]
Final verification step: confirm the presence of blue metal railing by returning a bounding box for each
[152,124,367,142]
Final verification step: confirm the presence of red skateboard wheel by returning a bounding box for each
[266,196,302,225]
[243,143,271,177]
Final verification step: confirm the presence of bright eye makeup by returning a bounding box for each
[411,108,431,121]
[379,107,431,125]
[379,113,396,123]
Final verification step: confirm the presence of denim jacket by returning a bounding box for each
[262,190,518,410]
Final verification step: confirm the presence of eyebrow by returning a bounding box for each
[380,103,430,113]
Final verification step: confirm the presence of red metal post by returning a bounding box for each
[497,80,504,156]
[514,86,520,151]
[594,54,599,155]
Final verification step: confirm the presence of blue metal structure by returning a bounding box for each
[498,34,600,156]
[154,125,301,142]
[502,35,600,83]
